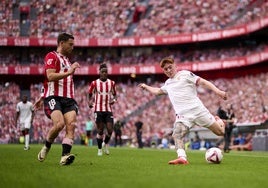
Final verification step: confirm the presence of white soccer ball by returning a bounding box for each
[205,147,223,164]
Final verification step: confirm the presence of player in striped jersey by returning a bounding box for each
[88,63,117,156]
[34,33,80,165]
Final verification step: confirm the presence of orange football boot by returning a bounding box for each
[168,157,189,165]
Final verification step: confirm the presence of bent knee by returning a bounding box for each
[216,130,225,136]
[55,121,65,130]
[66,122,77,132]
[209,123,225,136]
[69,121,77,128]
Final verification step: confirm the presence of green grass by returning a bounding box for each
[0,144,268,188]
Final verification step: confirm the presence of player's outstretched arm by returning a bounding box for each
[198,78,227,100]
[138,83,165,96]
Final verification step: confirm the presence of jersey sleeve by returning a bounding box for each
[88,81,96,94]
[160,81,168,94]
[16,103,20,112]
[44,52,58,70]
[30,103,34,112]
[184,70,199,85]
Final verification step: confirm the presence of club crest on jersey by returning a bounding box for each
[47,59,53,65]
[61,62,70,71]
[175,74,180,80]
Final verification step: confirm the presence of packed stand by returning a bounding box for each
[0,83,20,144]
[0,40,267,66]
[132,0,268,36]
[0,1,20,37]
[1,0,268,38]
[0,72,267,145]
[30,0,135,38]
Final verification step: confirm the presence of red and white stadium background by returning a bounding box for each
[0,52,267,76]
[0,16,267,75]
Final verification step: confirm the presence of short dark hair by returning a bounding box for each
[99,63,107,71]
[57,33,74,45]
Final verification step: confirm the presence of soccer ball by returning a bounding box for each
[205,147,223,164]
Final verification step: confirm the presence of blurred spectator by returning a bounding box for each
[230,133,253,151]
[85,116,94,147]
[135,118,143,149]
[114,119,124,147]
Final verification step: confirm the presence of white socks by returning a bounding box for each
[25,134,29,148]
[177,148,187,159]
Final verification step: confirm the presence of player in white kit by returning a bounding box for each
[16,95,34,150]
[139,57,227,165]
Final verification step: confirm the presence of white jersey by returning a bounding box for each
[16,101,34,124]
[161,70,206,115]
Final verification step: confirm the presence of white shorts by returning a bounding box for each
[175,106,215,129]
[19,121,31,131]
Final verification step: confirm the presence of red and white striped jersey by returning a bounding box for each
[42,51,75,99]
[88,78,116,112]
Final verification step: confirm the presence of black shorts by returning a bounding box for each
[86,130,92,137]
[94,111,114,124]
[44,96,78,119]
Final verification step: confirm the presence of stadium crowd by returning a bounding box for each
[0,0,268,38]
[133,0,268,36]
[0,40,267,66]
[0,72,267,146]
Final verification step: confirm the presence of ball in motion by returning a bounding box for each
[19,136,25,144]
[205,147,223,164]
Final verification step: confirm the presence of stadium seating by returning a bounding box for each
[1,0,268,37]
[1,72,267,144]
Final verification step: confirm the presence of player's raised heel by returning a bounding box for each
[38,146,50,162]
[60,154,75,165]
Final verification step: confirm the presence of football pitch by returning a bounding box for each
[0,144,267,188]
